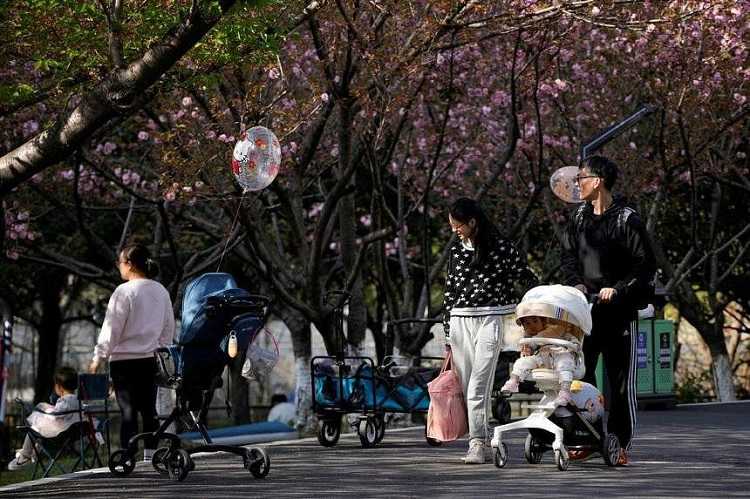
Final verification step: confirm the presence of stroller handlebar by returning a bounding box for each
[205,294,270,317]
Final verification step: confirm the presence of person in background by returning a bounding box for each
[8,366,80,470]
[266,393,296,428]
[560,155,656,466]
[89,242,175,462]
[443,197,537,464]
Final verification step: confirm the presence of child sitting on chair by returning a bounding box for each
[7,366,80,470]
[500,315,584,407]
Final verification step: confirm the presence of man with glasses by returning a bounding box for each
[560,155,656,466]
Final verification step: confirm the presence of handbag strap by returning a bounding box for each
[440,349,453,374]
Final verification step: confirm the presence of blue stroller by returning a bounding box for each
[107,273,271,481]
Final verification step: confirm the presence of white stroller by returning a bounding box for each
[490,285,621,471]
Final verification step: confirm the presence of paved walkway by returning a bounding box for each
[3,401,750,498]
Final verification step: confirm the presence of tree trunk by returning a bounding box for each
[34,276,65,403]
[285,309,313,432]
[228,354,250,424]
[706,314,737,401]
[336,97,367,355]
[711,353,737,402]
[0,1,239,195]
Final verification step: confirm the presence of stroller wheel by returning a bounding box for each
[318,418,341,447]
[246,447,270,478]
[109,449,136,476]
[167,448,192,482]
[524,434,544,464]
[602,433,621,467]
[555,448,569,471]
[151,447,171,475]
[493,443,509,468]
[373,415,386,444]
[358,418,377,448]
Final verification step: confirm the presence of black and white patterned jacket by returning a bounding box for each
[442,236,537,339]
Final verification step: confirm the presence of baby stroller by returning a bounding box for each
[490,285,621,471]
[108,273,271,481]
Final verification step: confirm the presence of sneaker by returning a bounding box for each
[553,390,572,407]
[462,439,487,464]
[617,448,629,466]
[500,378,519,395]
[143,448,154,462]
[7,452,32,471]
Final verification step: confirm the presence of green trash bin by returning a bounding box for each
[593,319,676,408]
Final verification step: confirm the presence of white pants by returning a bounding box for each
[449,314,503,442]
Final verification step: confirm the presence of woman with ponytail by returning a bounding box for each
[89,242,175,462]
[443,198,537,464]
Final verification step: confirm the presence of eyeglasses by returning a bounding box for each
[575,174,600,183]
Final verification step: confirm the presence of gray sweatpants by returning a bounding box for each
[448,314,504,442]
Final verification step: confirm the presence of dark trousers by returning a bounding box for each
[582,305,638,450]
[110,357,158,450]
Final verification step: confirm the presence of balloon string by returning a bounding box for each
[216,190,247,272]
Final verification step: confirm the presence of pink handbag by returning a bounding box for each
[426,350,468,442]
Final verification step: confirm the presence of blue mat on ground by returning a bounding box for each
[180,421,297,445]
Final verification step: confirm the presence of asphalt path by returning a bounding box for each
[3,401,749,498]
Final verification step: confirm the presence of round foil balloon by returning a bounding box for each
[550,166,583,203]
[231,126,281,192]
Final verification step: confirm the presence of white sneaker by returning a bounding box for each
[7,452,33,471]
[462,439,488,464]
[143,448,154,462]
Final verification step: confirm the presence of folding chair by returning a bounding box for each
[77,373,112,468]
[14,373,111,479]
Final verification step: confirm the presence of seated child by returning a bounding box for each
[7,366,80,470]
[500,315,584,407]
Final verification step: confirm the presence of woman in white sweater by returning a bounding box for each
[89,243,175,460]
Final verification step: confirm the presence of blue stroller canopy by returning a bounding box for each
[181,273,238,337]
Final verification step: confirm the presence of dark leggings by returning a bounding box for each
[110,357,158,450]
[582,305,638,451]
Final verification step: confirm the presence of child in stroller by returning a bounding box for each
[108,273,271,482]
[499,289,587,407]
[491,285,621,471]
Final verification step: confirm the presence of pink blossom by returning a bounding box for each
[102,142,117,155]
[182,96,192,107]
[137,131,149,141]
[359,215,372,227]
[205,130,217,140]
[268,68,280,80]
[734,93,747,105]
[22,120,39,137]
[320,93,329,103]
[164,191,176,201]
[554,79,569,91]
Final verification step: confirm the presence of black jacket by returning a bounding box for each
[561,197,656,311]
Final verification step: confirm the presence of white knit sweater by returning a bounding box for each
[93,279,175,362]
